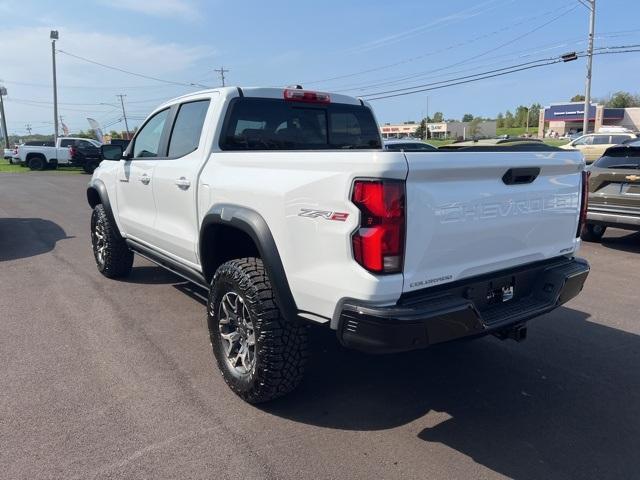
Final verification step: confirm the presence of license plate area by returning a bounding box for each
[484,276,516,306]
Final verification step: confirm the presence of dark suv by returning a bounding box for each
[582,141,640,241]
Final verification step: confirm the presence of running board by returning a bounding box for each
[126,239,208,290]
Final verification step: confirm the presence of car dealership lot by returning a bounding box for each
[1,173,639,480]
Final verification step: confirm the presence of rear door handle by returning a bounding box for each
[175,177,191,189]
[140,174,151,185]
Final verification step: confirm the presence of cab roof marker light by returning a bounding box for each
[283,89,331,104]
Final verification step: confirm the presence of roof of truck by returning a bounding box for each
[158,87,364,108]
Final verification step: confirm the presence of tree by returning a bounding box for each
[496,112,505,128]
[515,105,529,128]
[504,110,514,128]
[432,111,444,123]
[528,103,541,127]
[605,91,640,108]
[109,130,122,139]
[462,113,474,122]
[414,118,427,140]
[571,94,585,102]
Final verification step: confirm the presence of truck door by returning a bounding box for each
[151,99,212,266]
[115,108,170,242]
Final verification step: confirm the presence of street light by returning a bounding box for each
[50,30,59,141]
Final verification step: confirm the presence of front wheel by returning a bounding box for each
[581,223,606,242]
[91,204,133,278]
[208,257,308,403]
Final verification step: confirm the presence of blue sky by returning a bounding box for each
[1,0,639,136]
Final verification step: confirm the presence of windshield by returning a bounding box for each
[219,98,382,150]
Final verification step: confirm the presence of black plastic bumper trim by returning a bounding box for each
[337,257,589,353]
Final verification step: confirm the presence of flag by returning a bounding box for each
[60,117,69,136]
[86,118,104,143]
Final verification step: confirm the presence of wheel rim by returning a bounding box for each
[593,224,605,235]
[218,291,256,375]
[92,216,107,266]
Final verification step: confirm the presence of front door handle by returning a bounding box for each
[140,174,151,185]
[175,177,191,189]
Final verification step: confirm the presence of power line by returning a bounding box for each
[56,49,212,89]
[363,48,640,101]
[303,2,579,86]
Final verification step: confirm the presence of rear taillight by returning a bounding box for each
[69,146,76,158]
[351,179,405,274]
[577,170,590,237]
[283,89,330,104]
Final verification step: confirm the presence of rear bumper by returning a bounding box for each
[337,257,589,353]
[587,210,640,230]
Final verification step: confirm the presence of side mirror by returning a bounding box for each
[101,144,123,161]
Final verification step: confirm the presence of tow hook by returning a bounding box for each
[494,324,527,342]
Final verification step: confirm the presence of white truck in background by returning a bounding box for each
[87,86,590,403]
[17,137,101,170]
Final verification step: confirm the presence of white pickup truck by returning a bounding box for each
[17,137,100,170]
[87,87,590,403]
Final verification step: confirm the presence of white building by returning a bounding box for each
[380,121,496,140]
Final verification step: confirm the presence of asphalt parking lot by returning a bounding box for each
[1,172,639,480]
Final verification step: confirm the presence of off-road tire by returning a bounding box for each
[90,204,133,278]
[581,223,606,242]
[208,257,308,403]
[28,155,46,171]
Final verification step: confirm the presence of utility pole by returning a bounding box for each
[116,94,130,139]
[0,86,9,149]
[425,95,430,140]
[525,106,530,134]
[214,66,229,87]
[25,124,32,135]
[50,30,59,142]
[582,0,596,135]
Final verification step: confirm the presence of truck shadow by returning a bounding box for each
[0,217,72,261]
[263,307,640,480]
[598,230,640,254]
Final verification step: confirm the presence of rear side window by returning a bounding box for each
[219,98,381,150]
[611,134,632,144]
[59,139,74,147]
[168,100,210,158]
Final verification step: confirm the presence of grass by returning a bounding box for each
[0,159,84,174]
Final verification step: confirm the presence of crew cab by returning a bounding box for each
[87,87,590,403]
[17,137,101,170]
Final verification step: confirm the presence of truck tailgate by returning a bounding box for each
[403,150,584,293]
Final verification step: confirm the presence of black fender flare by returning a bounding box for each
[87,179,116,223]
[200,204,298,321]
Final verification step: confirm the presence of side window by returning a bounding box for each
[167,100,210,158]
[77,140,92,148]
[133,109,170,158]
[592,135,610,145]
[611,135,631,144]
[573,135,593,146]
[59,139,73,147]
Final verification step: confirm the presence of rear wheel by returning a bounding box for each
[91,204,133,278]
[208,257,308,403]
[581,223,606,242]
[28,155,46,171]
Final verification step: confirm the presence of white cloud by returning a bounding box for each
[0,26,214,134]
[100,0,198,21]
